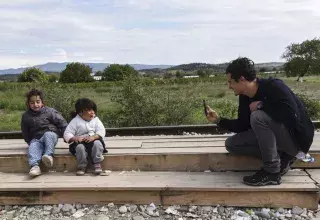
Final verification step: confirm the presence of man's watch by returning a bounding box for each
[257,101,264,110]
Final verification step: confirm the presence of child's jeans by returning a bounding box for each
[75,140,104,169]
[28,131,59,167]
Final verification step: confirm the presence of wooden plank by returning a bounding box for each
[0,191,161,205]
[0,133,318,145]
[0,190,316,209]
[141,142,225,148]
[0,147,229,156]
[0,172,316,192]
[0,172,317,208]
[306,169,320,183]
[0,140,226,150]
[1,139,320,151]
[142,138,228,143]
[0,171,311,183]
[3,144,320,156]
[0,170,317,208]
[161,191,319,209]
[1,152,320,173]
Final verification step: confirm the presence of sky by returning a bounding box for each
[0,0,319,69]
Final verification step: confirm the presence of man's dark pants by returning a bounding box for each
[225,110,299,173]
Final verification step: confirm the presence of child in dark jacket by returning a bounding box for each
[63,98,107,176]
[21,89,68,177]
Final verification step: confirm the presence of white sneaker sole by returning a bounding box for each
[29,171,41,177]
[42,155,53,168]
[94,169,102,175]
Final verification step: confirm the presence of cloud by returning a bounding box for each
[52,49,68,60]
[0,0,320,69]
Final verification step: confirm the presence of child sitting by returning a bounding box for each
[63,98,107,175]
[21,89,68,177]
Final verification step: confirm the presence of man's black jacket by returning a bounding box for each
[218,77,315,153]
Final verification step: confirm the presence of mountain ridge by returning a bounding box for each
[0,62,174,75]
[0,61,284,75]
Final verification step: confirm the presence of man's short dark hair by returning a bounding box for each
[226,57,257,82]
[26,89,44,103]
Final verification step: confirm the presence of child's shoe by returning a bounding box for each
[94,163,102,175]
[76,167,86,176]
[29,166,41,177]
[42,155,53,168]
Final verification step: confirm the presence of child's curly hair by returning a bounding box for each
[25,88,44,106]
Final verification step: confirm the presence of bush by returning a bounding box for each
[296,93,320,120]
[0,100,9,109]
[110,75,198,126]
[42,85,79,122]
[17,68,48,83]
[215,91,226,98]
[211,99,238,119]
[48,74,59,82]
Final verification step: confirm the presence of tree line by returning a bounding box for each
[17,63,138,83]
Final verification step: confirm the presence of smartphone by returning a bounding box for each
[203,99,208,116]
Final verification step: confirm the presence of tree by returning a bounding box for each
[175,71,183,78]
[283,57,309,80]
[197,69,210,78]
[259,67,267,73]
[59,62,94,83]
[17,67,48,83]
[102,64,138,81]
[163,72,173,79]
[282,38,320,80]
[48,74,59,83]
[95,70,103,76]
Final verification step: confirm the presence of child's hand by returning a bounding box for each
[71,136,84,143]
[83,136,95,143]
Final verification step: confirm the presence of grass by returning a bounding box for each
[0,75,319,131]
[0,110,24,131]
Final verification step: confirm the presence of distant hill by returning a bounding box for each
[167,63,222,72]
[0,74,19,81]
[152,62,284,74]
[0,61,284,75]
[0,62,173,75]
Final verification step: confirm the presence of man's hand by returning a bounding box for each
[249,101,261,112]
[205,105,220,123]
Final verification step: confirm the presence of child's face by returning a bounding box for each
[28,95,44,111]
[79,109,96,121]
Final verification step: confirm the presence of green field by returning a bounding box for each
[0,75,319,131]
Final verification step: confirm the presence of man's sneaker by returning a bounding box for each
[76,168,86,176]
[243,168,281,186]
[280,153,296,176]
[94,163,102,175]
[29,166,41,177]
[42,155,53,168]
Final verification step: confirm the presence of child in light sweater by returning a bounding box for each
[63,98,107,175]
